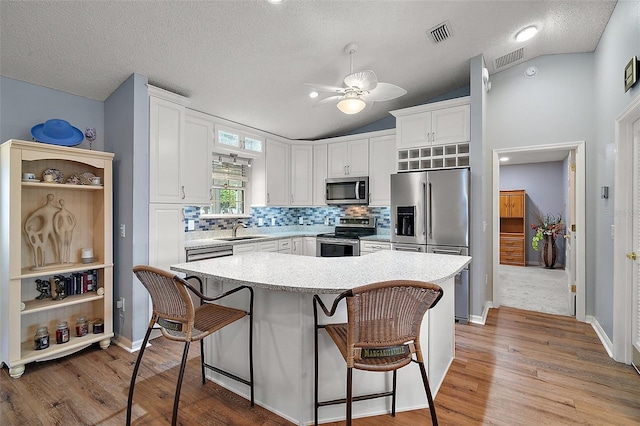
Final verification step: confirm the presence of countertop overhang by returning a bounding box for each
[171,250,471,294]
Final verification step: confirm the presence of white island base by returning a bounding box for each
[172,250,469,425]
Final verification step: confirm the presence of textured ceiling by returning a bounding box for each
[0,1,616,141]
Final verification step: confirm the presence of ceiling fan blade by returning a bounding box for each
[314,95,343,106]
[343,70,378,91]
[362,82,407,102]
[304,83,345,93]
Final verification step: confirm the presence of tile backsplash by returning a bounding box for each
[184,206,390,232]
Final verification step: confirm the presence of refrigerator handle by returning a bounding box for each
[422,182,427,237]
[428,182,433,239]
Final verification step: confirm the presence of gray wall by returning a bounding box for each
[500,161,566,266]
[592,0,640,338]
[0,76,104,150]
[104,73,150,344]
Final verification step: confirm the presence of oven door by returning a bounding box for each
[316,237,360,257]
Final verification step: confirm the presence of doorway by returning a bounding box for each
[492,142,586,322]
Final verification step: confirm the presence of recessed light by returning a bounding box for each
[309,91,319,98]
[500,157,509,162]
[515,26,537,42]
[267,0,283,4]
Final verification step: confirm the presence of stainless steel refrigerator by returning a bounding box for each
[390,168,470,323]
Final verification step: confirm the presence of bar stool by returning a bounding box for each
[127,265,254,426]
[313,280,443,425]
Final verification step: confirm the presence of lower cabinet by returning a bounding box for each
[149,204,186,270]
[233,243,257,255]
[302,237,317,256]
[360,240,391,255]
[499,234,525,266]
[278,238,292,254]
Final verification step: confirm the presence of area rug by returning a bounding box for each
[498,265,571,316]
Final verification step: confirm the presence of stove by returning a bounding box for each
[316,216,376,257]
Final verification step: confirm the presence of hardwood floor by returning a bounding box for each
[2,307,639,425]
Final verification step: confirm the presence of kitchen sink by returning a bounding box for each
[217,235,268,241]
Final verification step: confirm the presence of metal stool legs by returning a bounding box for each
[126,325,153,425]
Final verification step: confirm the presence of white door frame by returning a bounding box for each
[492,141,586,322]
[612,94,640,363]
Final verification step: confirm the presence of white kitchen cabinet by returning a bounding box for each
[233,243,257,255]
[184,113,214,205]
[313,144,327,206]
[327,139,369,178]
[291,237,303,255]
[360,240,391,255]
[258,240,279,252]
[290,145,313,206]
[149,204,186,271]
[0,140,114,378]
[392,97,470,149]
[368,135,396,206]
[302,237,317,256]
[278,238,292,254]
[149,95,185,203]
[214,124,265,157]
[265,139,290,206]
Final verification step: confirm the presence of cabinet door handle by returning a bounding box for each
[181,185,186,200]
[344,165,347,175]
[291,194,294,203]
[209,188,213,201]
[267,192,271,203]
[432,132,435,143]
[347,165,350,175]
[427,133,431,143]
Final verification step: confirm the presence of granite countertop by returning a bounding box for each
[184,227,391,249]
[171,250,471,294]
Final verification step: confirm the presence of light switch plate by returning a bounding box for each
[299,217,304,225]
[188,220,195,231]
[258,218,264,226]
[271,218,276,226]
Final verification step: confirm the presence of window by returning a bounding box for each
[210,154,250,215]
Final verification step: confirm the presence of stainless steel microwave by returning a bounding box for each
[325,177,369,205]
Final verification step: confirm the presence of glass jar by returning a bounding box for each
[34,326,50,350]
[92,318,104,334]
[56,322,70,344]
[75,316,89,337]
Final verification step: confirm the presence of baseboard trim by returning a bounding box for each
[113,334,153,353]
[586,315,613,358]
[470,301,493,325]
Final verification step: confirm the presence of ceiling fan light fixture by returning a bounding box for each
[337,97,366,114]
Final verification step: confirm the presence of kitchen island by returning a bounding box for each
[171,250,470,425]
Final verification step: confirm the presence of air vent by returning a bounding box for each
[428,21,452,44]
[494,48,525,69]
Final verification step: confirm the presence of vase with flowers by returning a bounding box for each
[531,211,565,268]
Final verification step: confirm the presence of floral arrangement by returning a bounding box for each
[530,211,565,251]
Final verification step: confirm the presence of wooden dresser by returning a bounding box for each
[499,190,526,266]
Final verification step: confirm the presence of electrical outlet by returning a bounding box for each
[271,218,276,226]
[120,224,126,238]
[117,297,125,312]
[299,217,304,225]
[324,217,329,226]
[258,218,264,226]
[188,219,195,231]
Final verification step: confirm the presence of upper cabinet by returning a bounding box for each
[215,124,265,157]
[149,88,212,204]
[313,144,328,206]
[391,97,470,149]
[327,139,369,178]
[265,139,290,206]
[291,144,313,206]
[184,113,214,205]
[368,135,396,206]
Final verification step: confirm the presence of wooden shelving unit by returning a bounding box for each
[499,189,526,266]
[0,140,114,378]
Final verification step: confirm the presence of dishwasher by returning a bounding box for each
[185,245,234,262]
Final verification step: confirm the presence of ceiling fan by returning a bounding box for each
[306,43,407,115]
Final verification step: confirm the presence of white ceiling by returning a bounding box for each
[0,1,616,141]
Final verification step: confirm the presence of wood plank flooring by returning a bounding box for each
[2,307,639,425]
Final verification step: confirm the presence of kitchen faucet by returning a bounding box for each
[232,220,247,237]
